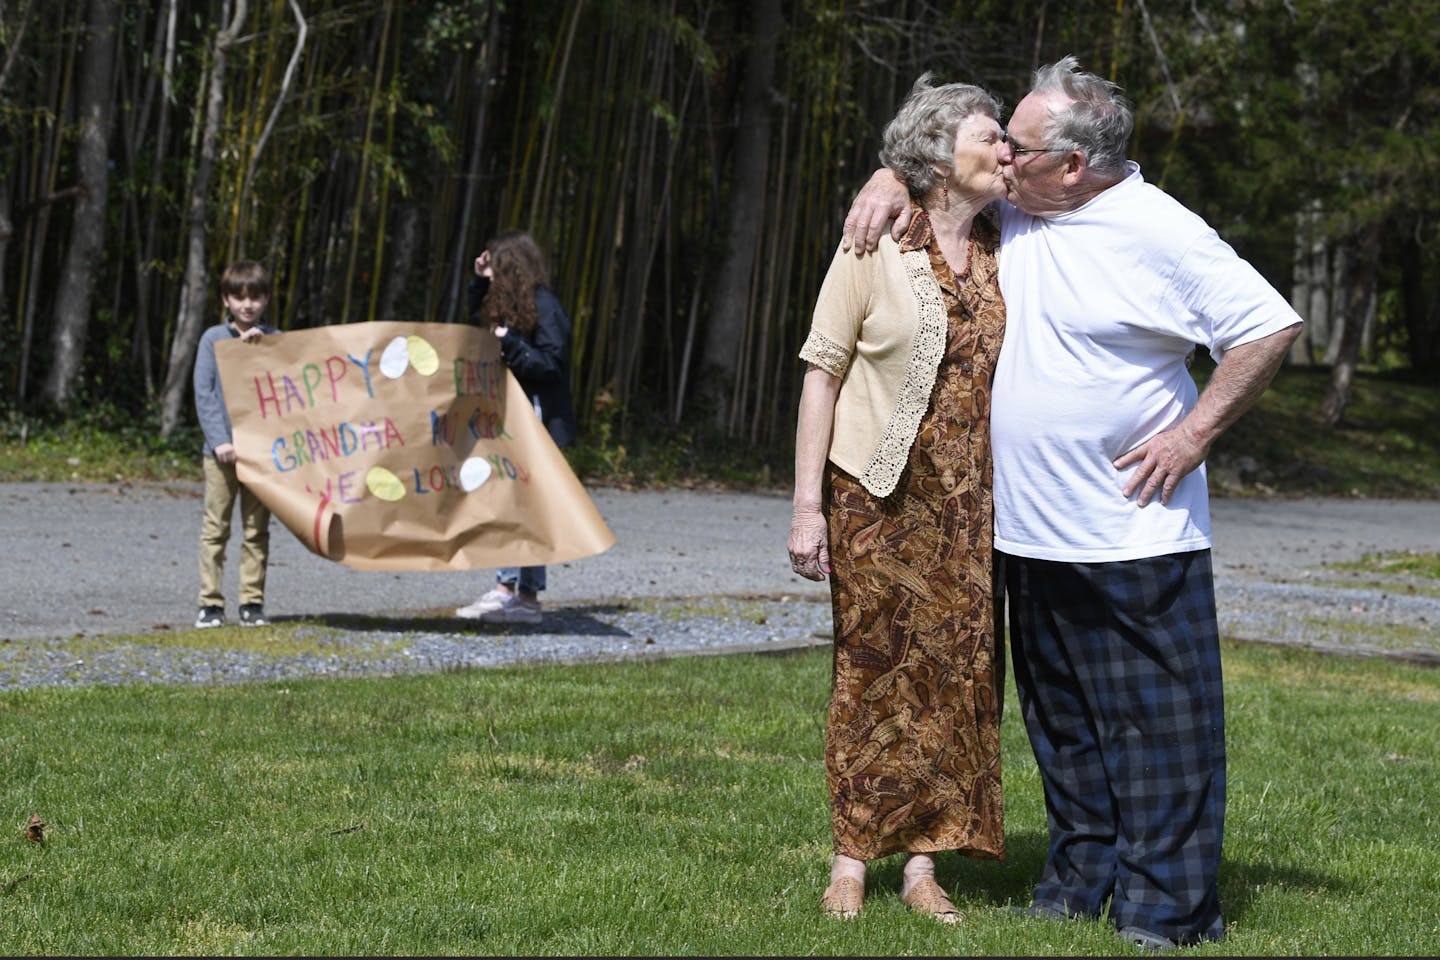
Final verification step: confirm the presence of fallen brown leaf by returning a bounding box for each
[23,814,44,843]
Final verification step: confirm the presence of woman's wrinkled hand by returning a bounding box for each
[788,507,831,581]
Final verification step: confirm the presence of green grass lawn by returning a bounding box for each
[1,643,1437,955]
[1202,365,1440,498]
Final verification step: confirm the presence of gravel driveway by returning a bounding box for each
[1,482,1437,687]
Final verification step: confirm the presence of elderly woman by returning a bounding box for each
[788,75,1011,922]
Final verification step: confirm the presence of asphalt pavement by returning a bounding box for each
[2,482,1439,652]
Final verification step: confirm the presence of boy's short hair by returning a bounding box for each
[220,260,271,299]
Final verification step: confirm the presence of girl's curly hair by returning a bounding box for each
[481,229,548,335]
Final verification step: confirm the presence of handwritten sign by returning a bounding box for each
[215,321,614,571]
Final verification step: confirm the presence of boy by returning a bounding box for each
[193,260,278,628]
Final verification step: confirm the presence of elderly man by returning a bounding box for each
[843,57,1301,949]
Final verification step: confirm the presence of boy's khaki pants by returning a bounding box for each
[198,457,271,607]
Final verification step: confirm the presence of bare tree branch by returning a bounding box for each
[240,0,307,211]
[0,0,36,94]
[1137,0,1183,117]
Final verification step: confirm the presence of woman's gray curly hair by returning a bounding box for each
[1030,55,1134,176]
[879,73,1003,200]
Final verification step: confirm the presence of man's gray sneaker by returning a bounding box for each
[1117,926,1178,952]
[1009,901,1076,922]
[238,604,269,627]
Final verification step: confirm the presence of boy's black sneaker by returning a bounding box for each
[238,604,269,627]
[195,605,225,629]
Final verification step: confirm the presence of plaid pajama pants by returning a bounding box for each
[1003,549,1226,945]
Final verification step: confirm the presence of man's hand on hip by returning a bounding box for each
[1114,421,1208,507]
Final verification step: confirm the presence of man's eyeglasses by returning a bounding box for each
[1001,131,1067,156]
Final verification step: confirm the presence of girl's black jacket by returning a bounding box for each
[468,275,578,448]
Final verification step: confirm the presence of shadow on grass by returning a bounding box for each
[280,603,637,638]
[866,830,1337,923]
[1222,856,1339,924]
[852,829,1050,907]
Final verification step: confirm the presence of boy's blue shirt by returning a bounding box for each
[193,321,279,457]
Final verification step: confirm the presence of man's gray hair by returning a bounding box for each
[1031,55,1133,176]
[880,73,1003,199]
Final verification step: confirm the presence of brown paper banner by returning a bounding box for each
[215,321,614,571]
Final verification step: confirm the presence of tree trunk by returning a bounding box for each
[40,0,118,410]
[16,35,71,405]
[698,0,781,430]
[378,202,422,320]
[1305,238,1332,364]
[159,0,249,436]
[1400,232,1440,371]
[0,188,11,329]
[130,0,179,397]
[1359,280,1377,359]
[1319,226,1381,428]
[1423,284,1440,373]
[1287,205,1319,366]
[0,0,38,328]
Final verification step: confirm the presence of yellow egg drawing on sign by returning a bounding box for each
[406,335,439,375]
[365,465,406,501]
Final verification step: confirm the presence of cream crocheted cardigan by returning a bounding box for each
[798,235,946,498]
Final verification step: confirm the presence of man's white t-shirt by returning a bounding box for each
[993,162,1302,562]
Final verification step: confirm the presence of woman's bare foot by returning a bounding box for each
[820,854,866,919]
[901,854,962,924]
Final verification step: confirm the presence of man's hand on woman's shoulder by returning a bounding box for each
[841,168,914,255]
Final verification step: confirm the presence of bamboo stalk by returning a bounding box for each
[441,0,499,325]
[339,0,393,324]
[239,0,309,241]
[566,9,626,414]
[15,0,75,403]
[158,0,251,435]
[366,0,404,323]
[523,0,585,228]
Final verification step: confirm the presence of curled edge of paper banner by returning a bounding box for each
[309,494,347,562]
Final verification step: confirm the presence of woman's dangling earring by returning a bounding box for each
[942,180,949,207]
